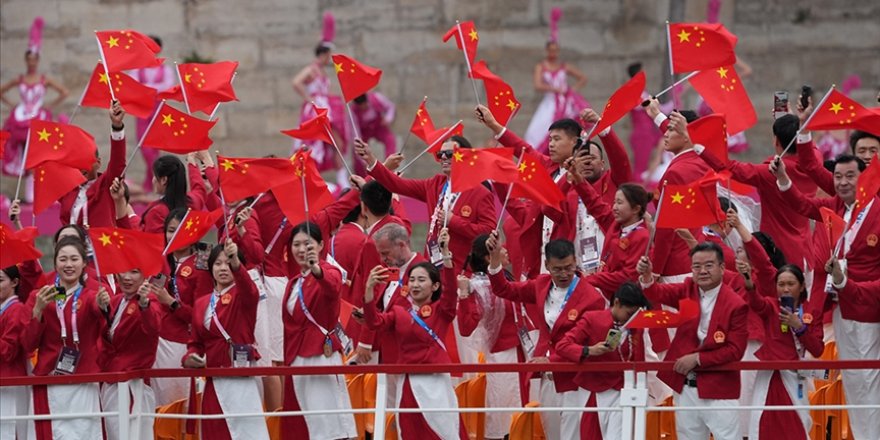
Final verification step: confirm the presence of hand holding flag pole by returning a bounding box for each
[779,85,834,157]
[397,121,464,174]
[120,100,164,177]
[299,157,316,267]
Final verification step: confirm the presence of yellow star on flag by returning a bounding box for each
[677,30,691,43]
[161,114,175,126]
[99,233,112,246]
[106,36,120,48]
[671,192,684,204]
[506,99,517,111]
[98,73,109,84]
[829,102,843,114]
[716,67,728,79]
[453,151,464,162]
[184,73,192,83]
[36,128,51,142]
[221,159,235,172]
[518,162,527,173]
[334,62,343,74]
[469,28,479,41]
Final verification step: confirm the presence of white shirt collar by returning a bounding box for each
[699,284,722,298]
[621,219,644,236]
[671,148,695,161]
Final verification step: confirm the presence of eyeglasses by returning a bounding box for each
[691,262,718,272]
[548,265,577,275]
[435,150,454,160]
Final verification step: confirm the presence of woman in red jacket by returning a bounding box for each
[1,265,29,440]
[733,213,824,440]
[365,228,467,440]
[181,239,269,440]
[280,221,357,439]
[140,154,210,233]
[21,237,107,440]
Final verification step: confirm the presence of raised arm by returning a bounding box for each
[357,139,430,201]
[485,230,538,303]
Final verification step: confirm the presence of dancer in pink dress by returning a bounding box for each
[523,8,589,153]
[291,12,351,186]
[351,92,396,175]
[1,17,69,203]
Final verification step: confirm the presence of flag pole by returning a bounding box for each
[163,208,191,255]
[208,72,236,121]
[665,21,675,77]
[779,85,835,157]
[85,227,104,284]
[455,20,482,107]
[346,101,363,140]
[311,101,354,177]
[300,161,316,266]
[651,71,698,101]
[399,96,428,160]
[644,181,667,257]
[94,32,118,102]
[174,63,192,115]
[397,121,463,174]
[495,153,526,231]
[13,129,32,201]
[120,100,164,177]
[581,116,602,141]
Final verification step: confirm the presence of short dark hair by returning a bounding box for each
[679,110,699,123]
[627,62,643,78]
[752,232,787,269]
[314,44,331,57]
[342,205,362,224]
[690,241,724,264]
[834,154,866,172]
[849,130,880,154]
[409,262,443,302]
[614,282,651,309]
[290,221,323,244]
[360,181,392,216]
[449,135,472,149]
[354,94,368,104]
[548,118,582,139]
[576,140,603,159]
[545,239,575,261]
[772,114,800,155]
[53,224,87,245]
[207,243,247,274]
[617,183,652,218]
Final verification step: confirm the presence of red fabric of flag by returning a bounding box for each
[88,227,165,276]
[0,130,9,157]
[627,299,699,329]
[281,107,333,144]
[668,23,737,74]
[427,121,464,153]
[271,151,334,225]
[470,61,520,126]
[450,147,517,193]
[442,21,479,67]
[655,178,723,229]
[854,159,880,217]
[331,54,382,103]
[158,85,184,102]
[218,155,298,203]
[689,65,757,135]
[710,170,755,196]
[689,113,729,163]
[410,100,437,144]
[80,63,158,118]
[0,223,43,268]
[164,208,223,255]
[591,71,646,136]
[25,120,97,171]
[95,30,163,71]
[32,161,87,215]
[819,207,846,250]
[178,61,239,115]
[804,89,880,136]
[142,102,216,153]
[508,150,565,209]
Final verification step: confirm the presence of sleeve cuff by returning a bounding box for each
[366,160,377,172]
[693,144,705,155]
[797,132,813,144]
[494,127,508,140]
[358,343,373,351]
[598,127,611,137]
[639,278,654,289]
[487,264,503,276]
[832,275,848,290]
[653,114,668,128]
[111,129,125,141]
[777,179,793,192]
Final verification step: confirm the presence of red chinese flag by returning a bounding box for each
[668,23,737,74]
[33,161,86,215]
[442,21,479,67]
[805,89,880,136]
[271,151,334,225]
[854,159,880,217]
[178,61,239,115]
[427,121,464,153]
[710,170,755,196]
[450,147,518,193]
[508,151,566,209]
[158,85,184,102]
[218,155,298,203]
[281,107,334,145]
[591,71,647,136]
[80,63,158,118]
[819,207,846,250]
[0,223,43,268]
[25,121,97,171]
[469,61,520,126]
[690,65,757,135]
[1,129,11,158]
[142,102,216,153]
[164,208,223,255]
[410,100,437,144]
[88,227,165,276]
[95,30,163,71]
[626,299,699,329]
[655,179,722,229]
[689,113,729,163]
[331,54,383,103]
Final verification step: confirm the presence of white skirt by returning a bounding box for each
[290,353,358,440]
[212,376,271,440]
[262,275,289,363]
[151,337,189,406]
[101,379,156,440]
[28,383,102,440]
[248,269,275,367]
[400,373,461,440]
[0,385,29,440]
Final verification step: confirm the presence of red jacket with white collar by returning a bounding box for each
[366,253,427,363]
[329,222,383,350]
[488,271,606,392]
[159,254,212,343]
[554,309,646,392]
[282,262,345,362]
[0,297,29,377]
[98,294,161,372]
[58,133,126,228]
[643,278,749,399]
[184,265,260,367]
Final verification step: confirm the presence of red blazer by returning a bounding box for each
[553,310,646,392]
[368,162,496,272]
[329,223,383,349]
[97,294,161,372]
[488,271,606,392]
[21,284,106,375]
[159,254,212,343]
[282,262,345,362]
[840,278,880,309]
[15,259,47,302]
[652,150,712,276]
[223,205,265,271]
[184,265,260,368]
[0,298,29,377]
[58,134,126,228]
[796,139,836,197]
[700,145,821,270]
[364,267,458,365]
[457,291,522,354]
[365,253,427,362]
[254,192,292,278]
[139,163,211,233]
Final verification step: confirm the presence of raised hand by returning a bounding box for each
[110,100,125,129]
[353,139,377,168]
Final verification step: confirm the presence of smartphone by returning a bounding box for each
[385,266,400,280]
[194,242,210,270]
[780,296,795,313]
[150,273,167,288]
[773,91,789,120]
[605,328,623,350]
[351,308,364,319]
[52,285,67,302]
[800,85,813,110]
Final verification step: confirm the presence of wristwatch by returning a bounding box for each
[581,345,590,360]
[169,300,180,312]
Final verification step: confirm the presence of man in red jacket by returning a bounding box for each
[637,242,748,440]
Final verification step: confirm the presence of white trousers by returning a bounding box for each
[151,337,189,406]
[28,383,103,440]
[263,275,289,362]
[739,339,761,434]
[0,385,29,440]
[538,376,565,440]
[290,353,358,440]
[399,373,461,440]
[212,376,270,440]
[833,308,880,440]
[101,380,156,440]
[673,386,740,440]
[484,347,520,438]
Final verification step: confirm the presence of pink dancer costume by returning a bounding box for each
[132,64,176,192]
[351,92,396,175]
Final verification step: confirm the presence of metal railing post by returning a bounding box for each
[117,380,131,440]
[130,379,143,440]
[632,372,649,440]
[373,373,388,439]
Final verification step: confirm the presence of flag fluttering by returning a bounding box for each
[95,30,164,71]
[164,208,224,255]
[689,65,757,135]
[590,71,647,136]
[668,23,737,74]
[449,147,518,193]
[25,121,97,171]
[470,61,520,126]
[81,63,158,118]
[88,227,165,276]
[331,54,382,103]
[142,102,216,153]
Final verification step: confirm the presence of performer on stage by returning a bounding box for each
[351,92,396,175]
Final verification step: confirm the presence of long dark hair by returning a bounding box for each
[408,262,442,303]
[153,155,189,211]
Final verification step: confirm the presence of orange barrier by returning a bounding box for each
[455,373,487,440]
[508,401,545,440]
[153,398,187,440]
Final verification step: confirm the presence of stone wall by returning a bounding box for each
[1,0,878,184]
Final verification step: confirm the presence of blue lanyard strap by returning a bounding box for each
[0,298,19,315]
[557,276,580,312]
[409,309,446,351]
[295,277,332,339]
